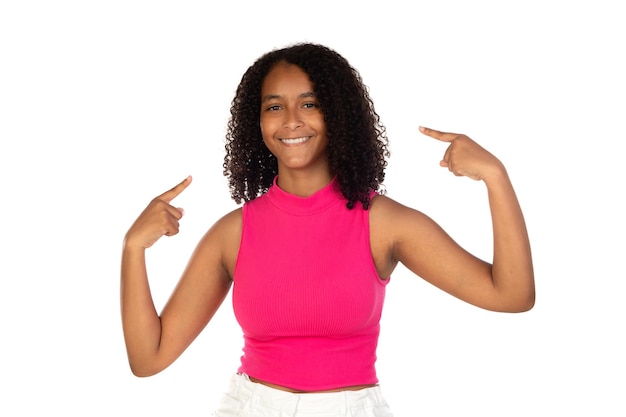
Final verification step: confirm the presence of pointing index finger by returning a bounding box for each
[158,176,192,203]
[419,126,458,143]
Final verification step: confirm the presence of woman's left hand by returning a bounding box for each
[419,126,504,182]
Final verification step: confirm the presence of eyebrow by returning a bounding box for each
[261,92,317,103]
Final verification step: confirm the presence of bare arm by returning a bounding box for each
[120,177,239,376]
[372,128,534,312]
[482,160,535,312]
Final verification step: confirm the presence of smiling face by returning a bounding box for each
[260,62,330,178]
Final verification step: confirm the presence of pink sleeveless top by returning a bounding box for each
[233,177,389,391]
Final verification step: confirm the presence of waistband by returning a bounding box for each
[226,373,389,414]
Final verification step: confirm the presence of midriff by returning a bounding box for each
[248,376,378,393]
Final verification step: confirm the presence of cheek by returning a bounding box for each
[259,118,268,139]
[259,114,276,137]
[313,114,327,134]
[260,129,273,148]
[259,123,273,150]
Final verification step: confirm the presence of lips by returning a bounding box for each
[279,136,311,145]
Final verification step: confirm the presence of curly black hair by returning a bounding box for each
[223,43,389,209]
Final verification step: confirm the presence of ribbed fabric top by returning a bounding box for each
[233,177,389,391]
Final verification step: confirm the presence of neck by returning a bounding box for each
[275,169,334,198]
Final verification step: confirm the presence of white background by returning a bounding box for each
[1,1,624,415]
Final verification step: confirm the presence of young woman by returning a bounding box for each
[121,43,535,416]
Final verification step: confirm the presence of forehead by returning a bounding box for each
[261,62,314,96]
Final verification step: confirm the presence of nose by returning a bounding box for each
[283,107,302,130]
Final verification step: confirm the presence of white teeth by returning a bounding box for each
[280,136,309,144]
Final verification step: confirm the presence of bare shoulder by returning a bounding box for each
[191,207,242,280]
[213,207,243,233]
[200,207,242,239]
[370,194,449,248]
[369,194,434,278]
[369,194,458,268]
[369,194,433,230]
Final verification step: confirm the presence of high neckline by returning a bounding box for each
[266,176,344,215]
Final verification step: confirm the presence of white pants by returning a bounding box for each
[212,373,394,417]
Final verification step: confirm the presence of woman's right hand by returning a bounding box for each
[124,176,192,249]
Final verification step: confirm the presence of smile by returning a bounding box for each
[279,136,311,145]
